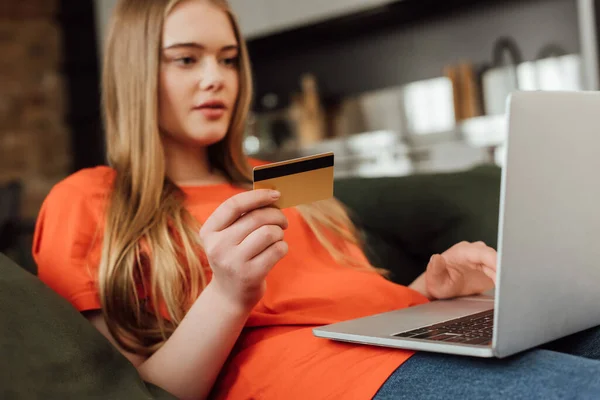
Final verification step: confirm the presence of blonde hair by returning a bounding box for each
[99,0,378,356]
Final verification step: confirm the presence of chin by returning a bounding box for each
[185,129,228,147]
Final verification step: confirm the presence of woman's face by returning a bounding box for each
[159,0,240,148]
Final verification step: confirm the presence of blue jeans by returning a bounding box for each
[374,325,600,399]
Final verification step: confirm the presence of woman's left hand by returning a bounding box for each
[422,241,497,300]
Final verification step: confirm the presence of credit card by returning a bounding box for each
[253,152,334,209]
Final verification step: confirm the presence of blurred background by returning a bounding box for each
[1,0,600,271]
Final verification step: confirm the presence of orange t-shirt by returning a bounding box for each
[33,166,429,400]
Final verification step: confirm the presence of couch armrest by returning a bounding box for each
[0,253,176,400]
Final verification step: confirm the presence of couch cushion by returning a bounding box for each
[334,165,501,285]
[0,253,176,400]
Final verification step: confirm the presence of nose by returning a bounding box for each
[199,57,224,92]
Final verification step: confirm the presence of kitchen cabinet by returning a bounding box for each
[230,0,395,39]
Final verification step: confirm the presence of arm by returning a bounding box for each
[87,281,251,400]
[86,189,287,400]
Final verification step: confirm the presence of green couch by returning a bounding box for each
[0,165,501,399]
[335,165,501,285]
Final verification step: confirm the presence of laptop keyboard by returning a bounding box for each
[393,309,494,346]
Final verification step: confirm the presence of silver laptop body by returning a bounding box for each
[313,91,600,358]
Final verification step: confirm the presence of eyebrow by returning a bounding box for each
[163,43,239,51]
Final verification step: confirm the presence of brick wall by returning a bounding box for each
[0,0,71,219]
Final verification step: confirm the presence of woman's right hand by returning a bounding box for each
[199,189,289,311]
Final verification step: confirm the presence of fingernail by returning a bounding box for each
[270,190,281,199]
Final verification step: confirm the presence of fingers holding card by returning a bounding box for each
[253,152,334,209]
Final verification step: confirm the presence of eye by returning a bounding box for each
[175,56,197,66]
[221,56,239,68]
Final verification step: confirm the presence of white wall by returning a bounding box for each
[93,0,255,47]
[94,0,118,57]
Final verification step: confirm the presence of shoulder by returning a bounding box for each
[51,166,115,201]
[39,166,116,226]
[34,166,116,267]
[32,167,116,312]
[48,166,115,208]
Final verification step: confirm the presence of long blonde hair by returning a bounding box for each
[99,0,377,356]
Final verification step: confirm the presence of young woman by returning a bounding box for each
[33,1,600,399]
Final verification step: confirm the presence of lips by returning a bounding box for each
[194,100,227,120]
[195,100,226,110]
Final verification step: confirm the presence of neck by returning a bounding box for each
[162,137,226,186]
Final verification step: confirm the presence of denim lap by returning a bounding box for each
[374,325,600,399]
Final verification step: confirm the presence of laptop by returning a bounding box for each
[313,91,600,358]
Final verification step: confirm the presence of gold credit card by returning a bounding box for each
[253,152,334,209]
